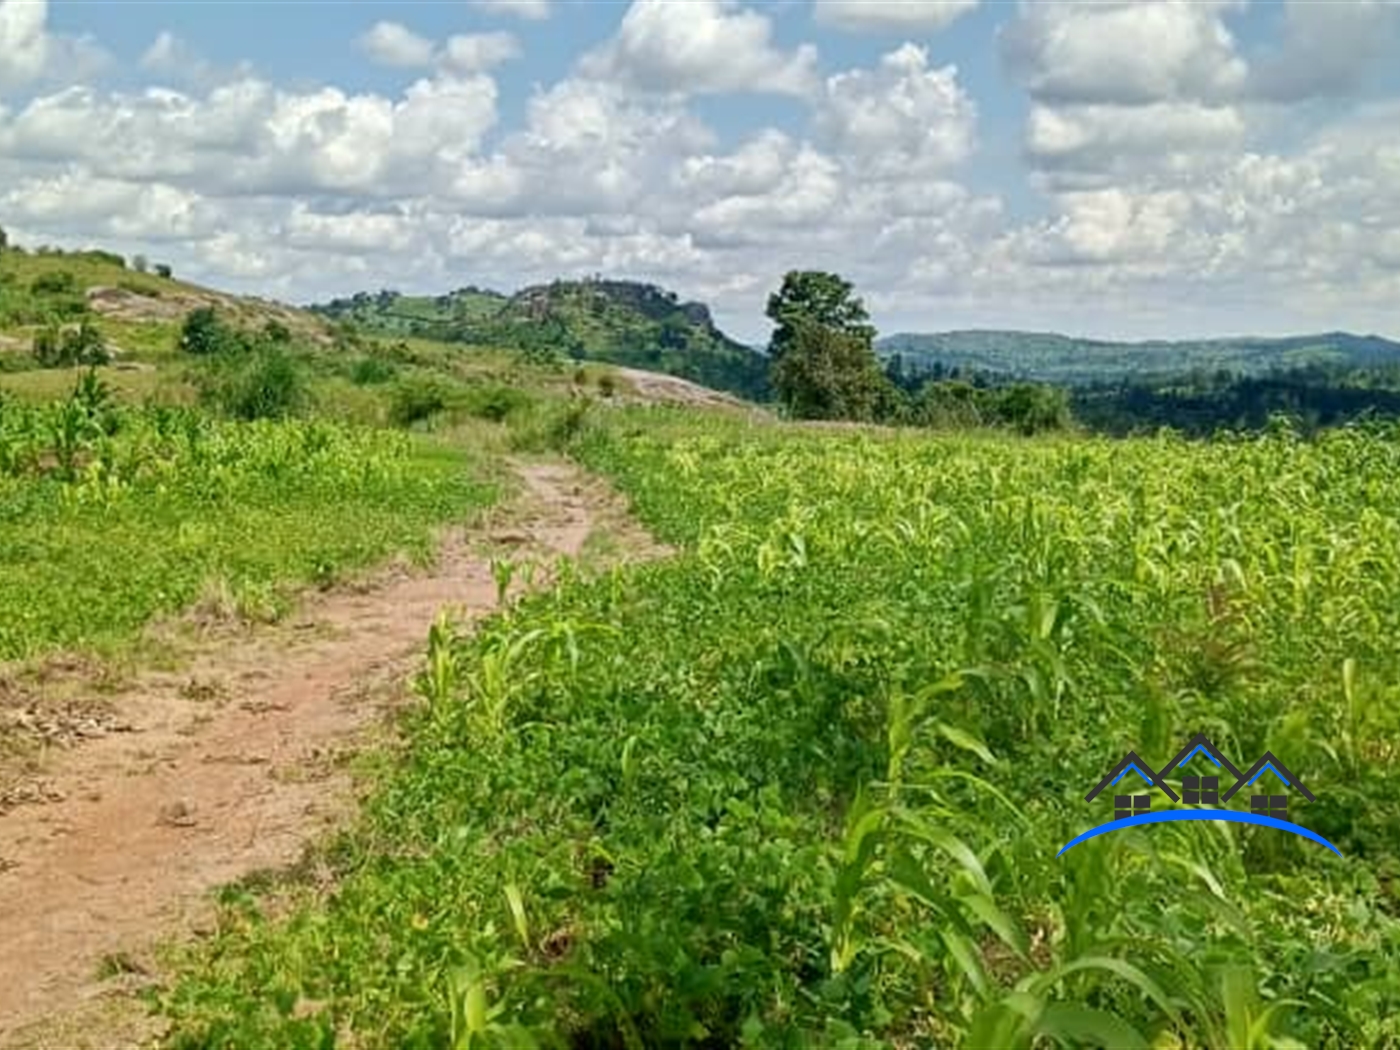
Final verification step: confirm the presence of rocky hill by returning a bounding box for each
[309,278,771,402]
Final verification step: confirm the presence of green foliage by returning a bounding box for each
[179,306,243,356]
[154,263,173,280]
[879,330,1400,386]
[308,279,772,403]
[197,344,310,421]
[0,391,493,661]
[30,269,79,295]
[31,320,110,369]
[349,355,399,386]
[771,320,890,422]
[154,412,1400,1048]
[765,272,891,421]
[388,375,452,428]
[766,270,878,365]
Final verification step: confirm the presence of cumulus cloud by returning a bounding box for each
[0,0,110,93]
[578,0,818,96]
[1001,0,1248,107]
[0,73,500,198]
[357,21,437,68]
[813,43,976,175]
[812,0,979,33]
[3,1,1399,342]
[468,0,550,20]
[442,32,521,74]
[1248,0,1400,102]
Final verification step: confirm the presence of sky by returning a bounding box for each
[1,0,1398,346]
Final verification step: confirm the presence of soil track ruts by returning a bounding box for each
[0,459,657,1046]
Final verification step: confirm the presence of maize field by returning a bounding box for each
[156,409,1400,1048]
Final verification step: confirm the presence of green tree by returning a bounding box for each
[765,271,877,367]
[179,306,240,356]
[770,319,888,421]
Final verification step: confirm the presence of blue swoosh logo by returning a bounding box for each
[1058,809,1342,857]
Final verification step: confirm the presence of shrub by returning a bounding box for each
[30,271,79,296]
[388,376,450,428]
[198,345,308,421]
[32,321,109,368]
[597,373,617,398]
[461,383,532,422]
[349,356,398,386]
[154,263,173,279]
[179,307,242,356]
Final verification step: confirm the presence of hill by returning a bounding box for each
[308,278,772,401]
[878,329,1400,385]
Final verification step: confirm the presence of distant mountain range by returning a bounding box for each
[876,330,1400,385]
[308,279,771,401]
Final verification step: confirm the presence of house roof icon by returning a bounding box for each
[1084,733,1315,805]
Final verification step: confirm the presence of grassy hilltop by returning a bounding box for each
[308,277,773,403]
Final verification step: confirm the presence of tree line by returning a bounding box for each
[764,270,1072,435]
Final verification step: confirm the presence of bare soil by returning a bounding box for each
[0,459,664,1047]
[611,366,769,416]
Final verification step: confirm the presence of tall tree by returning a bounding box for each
[770,319,889,421]
[765,271,888,420]
[765,271,877,366]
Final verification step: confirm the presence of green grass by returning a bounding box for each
[150,408,1400,1048]
[0,383,497,662]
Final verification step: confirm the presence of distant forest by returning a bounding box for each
[884,355,1400,437]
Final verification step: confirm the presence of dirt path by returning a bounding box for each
[0,459,658,1046]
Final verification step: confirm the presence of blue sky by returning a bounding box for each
[4,0,1399,344]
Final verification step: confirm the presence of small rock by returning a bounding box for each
[158,800,197,827]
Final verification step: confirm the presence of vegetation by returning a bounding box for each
[877,330,1400,386]
[153,407,1400,1048]
[308,278,773,402]
[0,371,493,661]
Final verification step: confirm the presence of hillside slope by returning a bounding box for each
[309,278,772,402]
[879,329,1400,384]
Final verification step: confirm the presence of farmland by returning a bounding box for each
[152,408,1400,1048]
[0,374,493,662]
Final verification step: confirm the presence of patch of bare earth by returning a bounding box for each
[610,366,770,417]
[0,459,666,1048]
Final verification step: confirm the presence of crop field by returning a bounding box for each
[153,410,1400,1048]
[0,377,493,662]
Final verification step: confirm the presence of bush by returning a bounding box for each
[461,383,532,422]
[179,307,243,356]
[30,271,79,296]
[349,355,399,386]
[388,376,450,428]
[154,263,173,279]
[198,345,308,421]
[32,321,109,368]
[597,373,617,398]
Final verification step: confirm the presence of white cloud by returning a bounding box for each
[357,21,437,68]
[812,0,979,33]
[1001,0,1248,107]
[442,32,520,74]
[0,0,47,89]
[0,73,500,198]
[813,43,976,175]
[468,0,550,20]
[0,0,109,93]
[1248,0,1400,102]
[579,0,819,97]
[139,30,254,90]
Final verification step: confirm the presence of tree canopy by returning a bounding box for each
[765,271,877,364]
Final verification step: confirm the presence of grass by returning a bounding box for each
[0,376,497,663]
[147,407,1400,1048]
